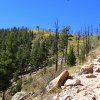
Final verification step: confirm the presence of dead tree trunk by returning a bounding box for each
[77,32,80,58]
[55,21,59,71]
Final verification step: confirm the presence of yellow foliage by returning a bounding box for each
[29,29,55,38]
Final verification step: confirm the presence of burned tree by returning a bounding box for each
[76,31,80,58]
[55,21,59,71]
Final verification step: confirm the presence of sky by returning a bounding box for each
[0,0,100,32]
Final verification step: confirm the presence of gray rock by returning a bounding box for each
[11,92,27,100]
[64,79,81,86]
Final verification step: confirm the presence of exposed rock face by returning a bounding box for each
[52,55,100,100]
[46,70,69,92]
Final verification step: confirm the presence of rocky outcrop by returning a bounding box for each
[79,64,94,74]
[52,55,100,100]
[46,70,69,92]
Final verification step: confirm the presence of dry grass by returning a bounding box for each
[22,63,81,97]
[87,46,100,63]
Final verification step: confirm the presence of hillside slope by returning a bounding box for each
[11,47,100,100]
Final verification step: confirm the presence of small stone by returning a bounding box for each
[86,74,97,78]
[92,96,96,100]
[77,89,81,93]
[61,86,66,89]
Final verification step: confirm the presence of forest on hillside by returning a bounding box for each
[0,25,100,100]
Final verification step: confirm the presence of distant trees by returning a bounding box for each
[76,25,93,64]
[16,29,33,74]
[31,35,49,71]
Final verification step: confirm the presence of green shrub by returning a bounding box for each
[10,79,22,96]
[67,46,76,66]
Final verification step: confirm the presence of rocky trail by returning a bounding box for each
[52,55,100,100]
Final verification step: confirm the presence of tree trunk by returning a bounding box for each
[60,50,65,68]
[65,43,68,63]
[2,91,5,100]
[77,35,80,59]
[55,21,59,71]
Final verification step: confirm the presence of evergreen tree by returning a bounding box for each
[0,27,34,99]
[61,26,72,63]
[67,46,76,66]
[59,26,73,68]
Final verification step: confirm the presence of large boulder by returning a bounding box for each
[79,64,93,74]
[46,70,69,92]
[11,92,29,100]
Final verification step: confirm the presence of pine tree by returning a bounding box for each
[60,26,73,68]
[67,46,76,66]
[0,31,18,100]
[61,26,73,63]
